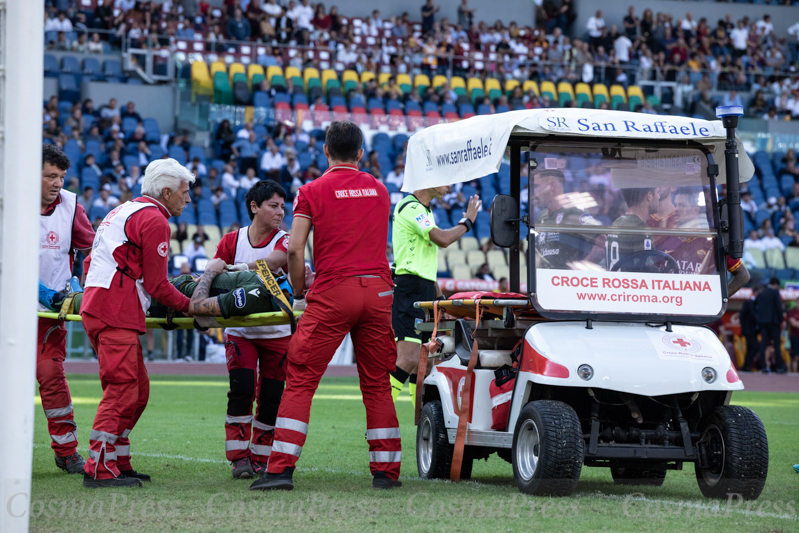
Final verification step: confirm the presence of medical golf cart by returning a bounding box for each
[406,107,769,499]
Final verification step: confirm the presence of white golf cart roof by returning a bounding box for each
[402,108,753,192]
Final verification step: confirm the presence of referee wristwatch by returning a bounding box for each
[458,218,473,232]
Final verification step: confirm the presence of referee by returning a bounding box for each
[390,186,481,406]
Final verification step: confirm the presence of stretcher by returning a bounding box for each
[36,311,298,329]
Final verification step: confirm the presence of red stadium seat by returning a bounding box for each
[313,105,331,126]
[332,106,349,121]
[350,107,368,125]
[370,108,387,128]
[387,109,406,131]
[444,112,459,120]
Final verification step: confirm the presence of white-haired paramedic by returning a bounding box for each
[80,159,195,488]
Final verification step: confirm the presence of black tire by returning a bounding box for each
[417,401,453,479]
[416,401,473,480]
[611,466,667,486]
[511,400,584,496]
[694,405,769,500]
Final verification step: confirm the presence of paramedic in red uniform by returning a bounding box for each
[250,121,401,491]
[213,180,293,479]
[38,144,95,474]
[80,159,196,488]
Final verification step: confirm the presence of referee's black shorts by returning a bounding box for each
[392,274,437,344]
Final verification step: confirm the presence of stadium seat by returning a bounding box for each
[360,71,376,84]
[557,81,575,106]
[522,80,539,96]
[414,74,431,92]
[460,237,479,251]
[450,264,472,280]
[266,65,283,85]
[593,83,609,107]
[247,64,265,88]
[432,74,448,89]
[191,61,213,98]
[627,85,644,110]
[540,81,557,103]
[765,248,786,269]
[213,71,234,104]
[485,78,501,98]
[785,247,799,269]
[748,248,767,269]
[575,82,592,106]
[58,73,80,103]
[228,63,246,86]
[103,59,122,79]
[44,54,60,78]
[504,79,520,97]
[61,56,80,75]
[253,91,270,108]
[610,84,627,109]
[82,57,102,80]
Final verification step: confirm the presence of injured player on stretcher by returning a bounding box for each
[40,270,292,320]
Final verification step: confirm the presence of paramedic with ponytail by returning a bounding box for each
[38,144,96,474]
[250,121,401,491]
[80,158,196,488]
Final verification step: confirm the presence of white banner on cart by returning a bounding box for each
[536,269,722,316]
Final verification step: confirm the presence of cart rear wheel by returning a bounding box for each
[417,401,452,479]
[694,405,768,500]
[511,400,583,496]
[611,466,667,486]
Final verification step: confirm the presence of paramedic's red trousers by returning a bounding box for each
[267,277,401,480]
[37,318,78,456]
[224,335,289,463]
[82,315,150,479]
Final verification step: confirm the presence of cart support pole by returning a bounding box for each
[717,105,744,260]
[509,144,521,293]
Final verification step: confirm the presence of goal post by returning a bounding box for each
[0,1,45,531]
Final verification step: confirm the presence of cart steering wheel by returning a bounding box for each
[611,250,680,274]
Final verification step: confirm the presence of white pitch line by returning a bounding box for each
[32,445,798,519]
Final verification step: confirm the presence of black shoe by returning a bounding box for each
[249,467,294,491]
[82,474,142,489]
[54,452,86,474]
[120,469,151,482]
[372,471,402,490]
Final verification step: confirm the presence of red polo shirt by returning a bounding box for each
[82,197,190,333]
[293,164,392,294]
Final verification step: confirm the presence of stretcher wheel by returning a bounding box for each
[511,400,583,496]
[694,406,768,500]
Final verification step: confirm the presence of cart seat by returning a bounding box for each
[479,350,513,368]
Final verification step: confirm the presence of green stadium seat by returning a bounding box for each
[470,87,485,106]
[611,95,626,110]
[213,71,234,105]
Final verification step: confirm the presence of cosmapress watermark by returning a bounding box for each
[207,492,382,519]
[622,493,798,519]
[18,494,180,520]
[406,493,579,519]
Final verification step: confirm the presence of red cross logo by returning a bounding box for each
[157,241,169,257]
[46,231,59,246]
[671,338,692,348]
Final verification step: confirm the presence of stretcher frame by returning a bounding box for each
[37,311,300,329]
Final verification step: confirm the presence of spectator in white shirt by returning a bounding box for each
[586,10,605,40]
[188,156,207,177]
[614,33,633,63]
[761,229,785,251]
[730,21,749,52]
[761,196,779,215]
[237,122,254,140]
[221,164,239,195]
[289,0,313,31]
[183,235,207,265]
[756,14,774,36]
[741,191,758,214]
[385,163,405,189]
[210,187,229,209]
[744,230,765,251]
[239,167,260,191]
[680,13,697,37]
[45,12,73,33]
[93,184,120,213]
[368,10,383,37]
[260,140,286,179]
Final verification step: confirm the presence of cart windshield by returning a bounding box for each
[530,143,723,318]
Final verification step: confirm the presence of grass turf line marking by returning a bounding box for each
[32,446,796,519]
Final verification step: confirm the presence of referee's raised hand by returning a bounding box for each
[464,194,482,223]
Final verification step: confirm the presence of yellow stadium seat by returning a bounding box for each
[504,79,520,95]
[466,77,484,95]
[285,66,302,81]
[450,76,466,90]
[593,83,610,104]
[396,73,412,87]
[432,74,448,89]
[360,71,376,83]
[228,62,245,85]
[450,264,472,280]
[627,85,643,99]
[493,264,509,280]
[522,80,539,95]
[466,250,486,268]
[378,72,391,86]
[342,70,359,84]
[247,64,265,85]
[460,237,479,251]
[210,61,226,77]
[610,84,627,101]
[446,249,466,265]
[540,81,557,99]
[266,65,283,84]
[321,69,338,88]
[438,249,448,273]
[557,81,575,99]
[485,78,501,93]
[191,61,212,98]
[575,82,592,98]
[486,250,506,269]
[414,74,431,88]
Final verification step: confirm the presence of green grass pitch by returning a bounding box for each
[28,375,799,532]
